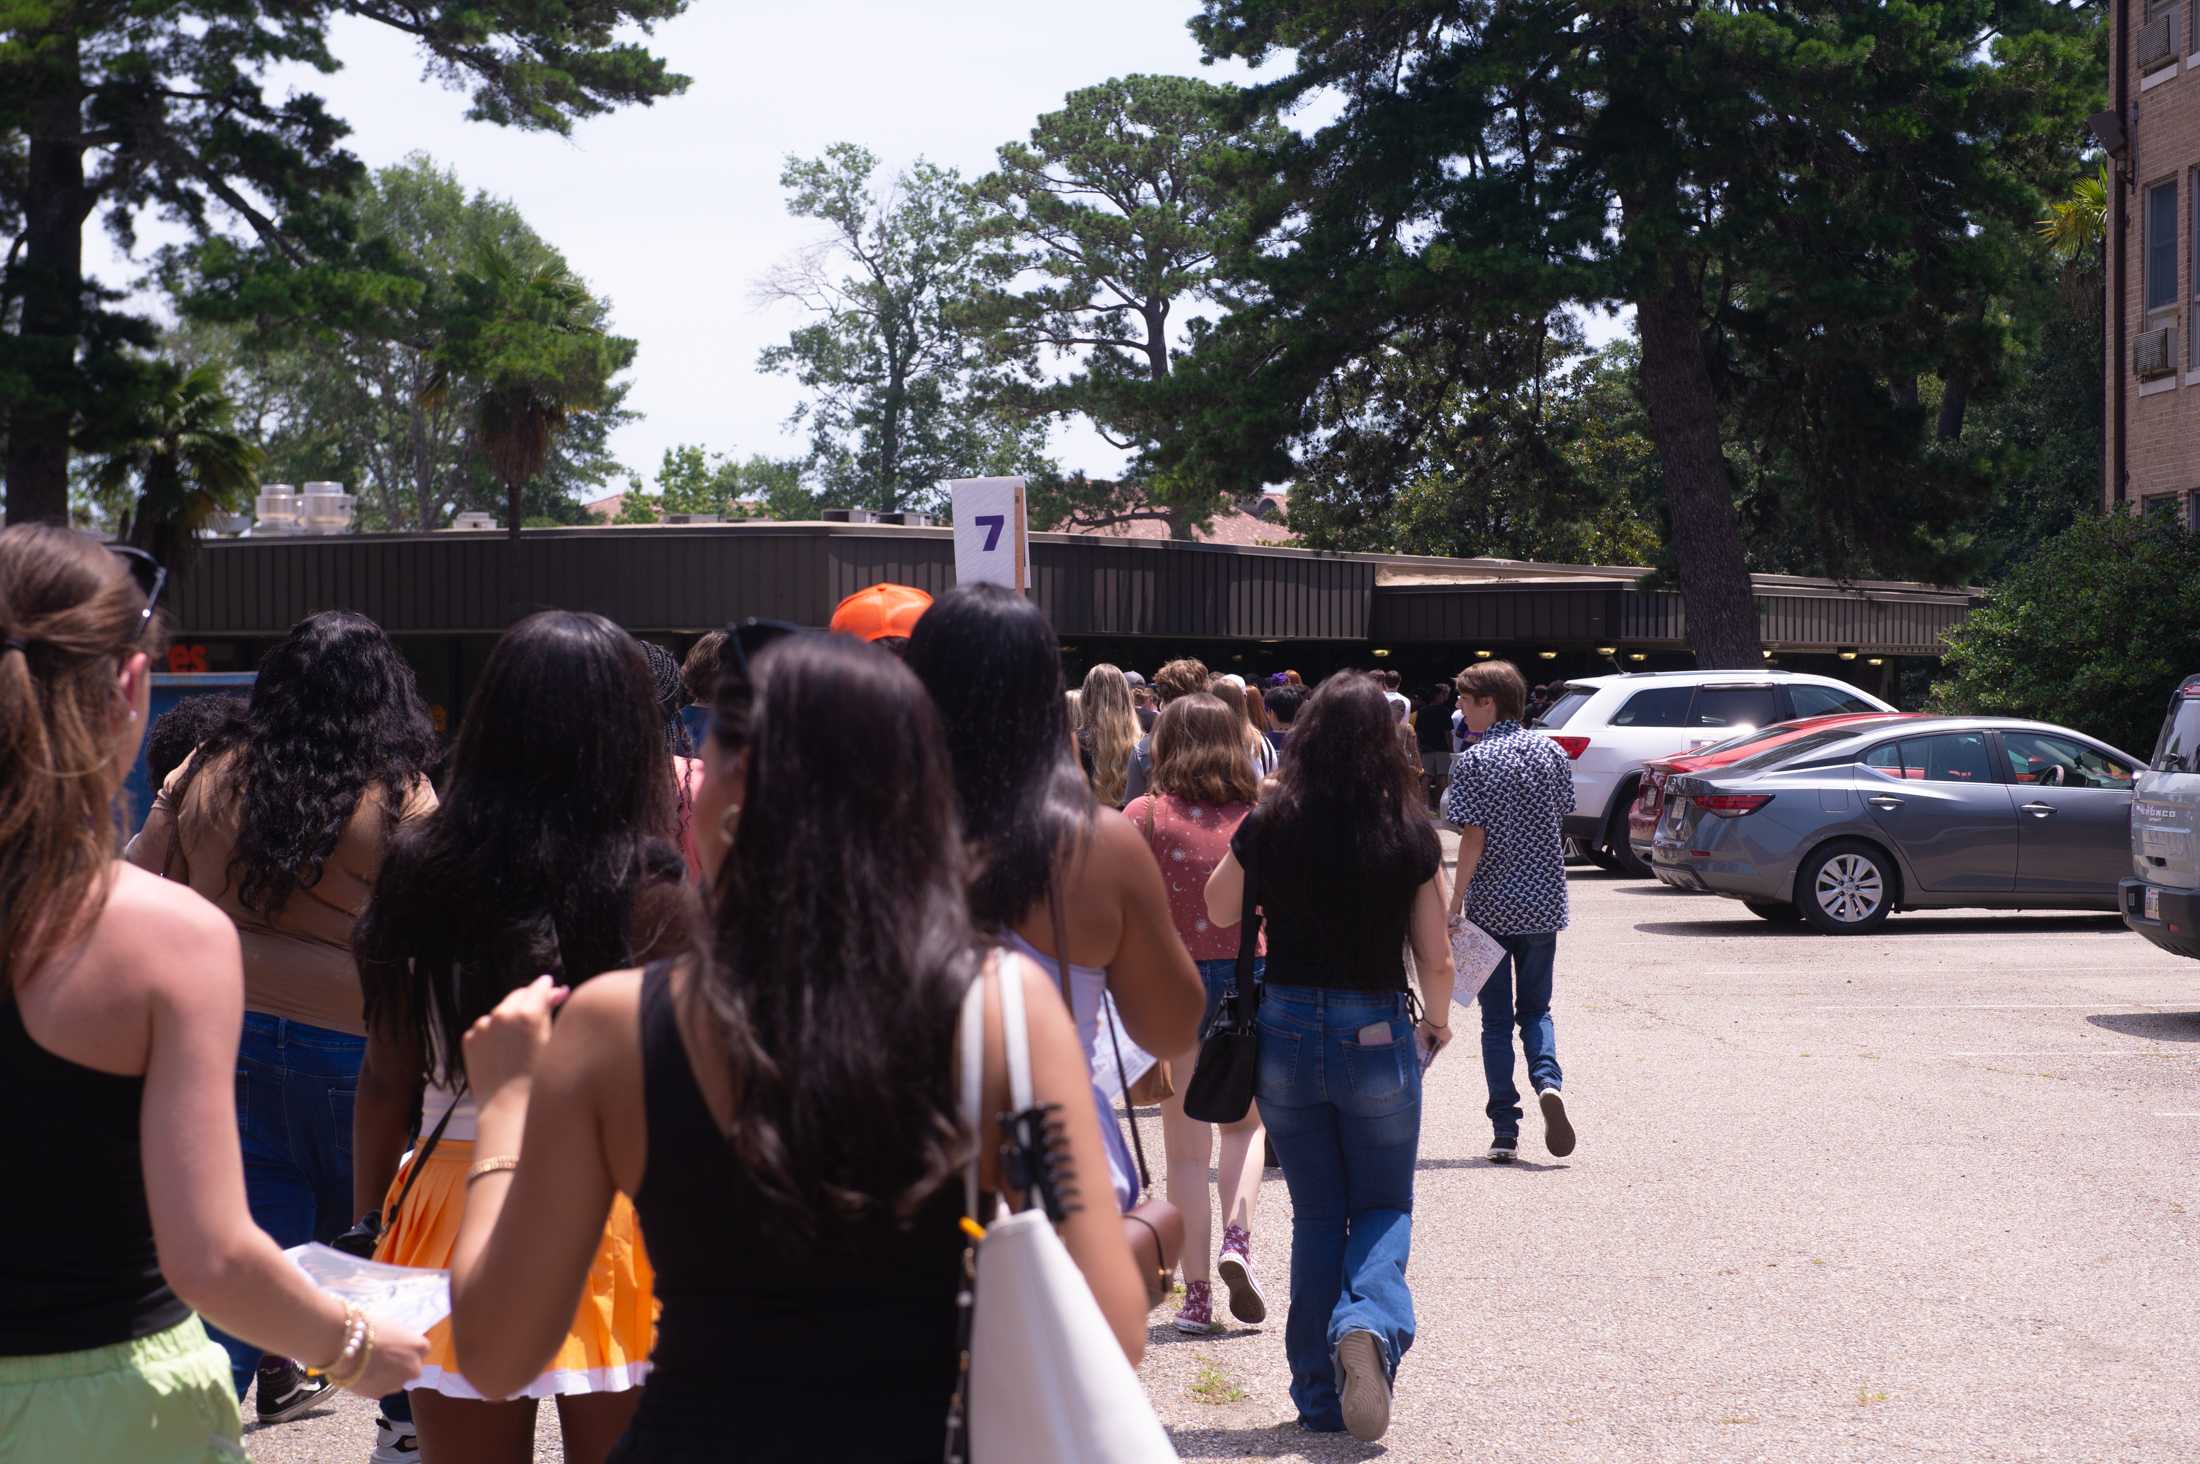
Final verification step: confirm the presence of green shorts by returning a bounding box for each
[0,1315,244,1463]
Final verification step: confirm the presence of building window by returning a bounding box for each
[2143,493,2181,521]
[2149,180,2180,314]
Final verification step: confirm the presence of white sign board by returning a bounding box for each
[948,477,1029,591]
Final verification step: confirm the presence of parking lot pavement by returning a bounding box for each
[248,856,2200,1463]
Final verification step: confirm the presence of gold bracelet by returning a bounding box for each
[463,1155,520,1184]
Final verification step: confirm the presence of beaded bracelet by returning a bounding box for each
[464,1154,520,1184]
[319,1301,367,1386]
[328,1309,376,1389]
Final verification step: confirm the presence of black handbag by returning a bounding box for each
[328,1086,462,1260]
[1182,848,1261,1125]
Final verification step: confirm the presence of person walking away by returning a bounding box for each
[438,631,1151,1462]
[1262,683,1306,755]
[1443,660,1577,1163]
[126,610,439,1418]
[1411,683,1452,813]
[1127,670,1156,730]
[1078,664,1141,809]
[828,580,934,657]
[1123,657,1214,801]
[1124,694,1269,1335]
[677,631,724,752]
[354,612,698,1464]
[639,640,706,883]
[908,586,1205,1215]
[1,527,426,1461]
[1207,676,1280,782]
[1204,672,1455,1442]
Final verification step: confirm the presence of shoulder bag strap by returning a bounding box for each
[383,1077,463,1233]
[959,957,989,1222]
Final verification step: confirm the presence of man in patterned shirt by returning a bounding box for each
[1443,659,1579,1163]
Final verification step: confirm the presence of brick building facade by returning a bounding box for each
[2110,0,2200,518]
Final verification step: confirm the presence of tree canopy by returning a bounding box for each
[968,74,1287,539]
[1,0,686,525]
[1176,0,2101,664]
[756,144,1049,514]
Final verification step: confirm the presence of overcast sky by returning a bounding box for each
[90,0,1318,495]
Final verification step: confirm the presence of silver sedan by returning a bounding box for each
[1650,717,2141,934]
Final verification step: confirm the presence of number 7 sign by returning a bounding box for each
[948,477,1029,591]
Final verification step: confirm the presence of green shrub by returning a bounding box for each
[1930,512,2200,758]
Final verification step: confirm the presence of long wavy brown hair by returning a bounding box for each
[0,526,160,993]
[1151,693,1259,806]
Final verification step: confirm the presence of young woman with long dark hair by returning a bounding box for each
[905,585,1205,1212]
[353,611,696,1464]
[437,631,1148,1462]
[1206,672,1456,1444]
[0,527,424,1459]
[127,608,439,1410]
[1123,693,1269,1336]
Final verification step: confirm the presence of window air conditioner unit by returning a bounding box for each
[2136,323,2179,379]
[2140,7,2178,72]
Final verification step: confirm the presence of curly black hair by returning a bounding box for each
[172,611,437,916]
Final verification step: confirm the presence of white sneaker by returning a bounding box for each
[368,1416,419,1463]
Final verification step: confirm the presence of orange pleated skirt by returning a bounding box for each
[374,1138,656,1399]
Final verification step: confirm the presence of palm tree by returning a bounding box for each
[426,238,634,538]
[87,363,262,568]
[2036,162,2108,268]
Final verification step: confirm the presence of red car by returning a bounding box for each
[1626,712,1925,869]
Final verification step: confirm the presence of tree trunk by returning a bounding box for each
[1632,259,1762,667]
[4,32,87,526]
[1935,374,1970,442]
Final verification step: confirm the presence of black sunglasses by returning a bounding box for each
[107,545,167,644]
[717,617,809,688]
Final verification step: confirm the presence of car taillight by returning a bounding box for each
[1696,794,1772,817]
[1551,736,1591,760]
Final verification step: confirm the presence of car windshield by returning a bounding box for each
[1721,727,1874,772]
[2154,695,2200,772]
[1693,723,1789,758]
[1533,687,1597,729]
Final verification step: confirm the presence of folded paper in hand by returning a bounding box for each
[285,1242,451,1336]
[1450,917,1505,1005]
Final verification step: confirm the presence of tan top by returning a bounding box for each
[125,749,438,1036]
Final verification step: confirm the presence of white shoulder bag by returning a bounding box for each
[945,955,1179,1464]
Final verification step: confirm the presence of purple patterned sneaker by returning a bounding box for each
[1217,1225,1266,1324]
[1174,1279,1219,1333]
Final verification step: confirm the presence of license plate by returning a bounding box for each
[2147,886,2162,921]
[1664,798,1687,831]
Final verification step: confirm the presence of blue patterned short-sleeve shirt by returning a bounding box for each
[1443,720,1575,935]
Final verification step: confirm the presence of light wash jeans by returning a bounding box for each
[1254,983,1421,1431]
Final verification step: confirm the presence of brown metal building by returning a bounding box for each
[161,521,1975,724]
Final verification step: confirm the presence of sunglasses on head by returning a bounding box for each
[107,545,167,645]
[717,618,809,688]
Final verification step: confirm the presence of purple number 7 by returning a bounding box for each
[976,514,1005,551]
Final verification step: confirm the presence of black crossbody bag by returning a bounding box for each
[1182,848,1262,1124]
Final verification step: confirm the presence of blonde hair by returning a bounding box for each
[1152,693,1259,806]
[1079,664,1140,807]
[1065,688,1084,731]
[0,526,158,991]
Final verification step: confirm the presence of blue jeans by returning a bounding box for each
[1255,983,1420,1431]
[211,1013,365,1398]
[1478,931,1561,1140]
[1195,956,1263,1037]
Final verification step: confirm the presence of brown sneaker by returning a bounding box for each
[1539,1086,1576,1158]
[1335,1330,1392,1441]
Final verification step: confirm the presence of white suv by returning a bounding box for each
[1531,670,1894,877]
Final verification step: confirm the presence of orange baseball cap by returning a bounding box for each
[830,582,934,642]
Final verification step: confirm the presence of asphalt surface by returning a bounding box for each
[246,839,2200,1462]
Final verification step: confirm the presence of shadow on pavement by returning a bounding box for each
[1631,914,2127,939]
[1147,1324,1271,1349]
[1417,1156,1570,1173]
[2088,1010,2200,1042]
[1612,882,1701,896]
[1164,1422,1387,1459]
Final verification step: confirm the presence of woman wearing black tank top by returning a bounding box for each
[0,526,426,1461]
[437,630,1150,1462]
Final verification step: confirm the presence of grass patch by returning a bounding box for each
[1190,1356,1248,1405]
[1857,1387,1888,1407]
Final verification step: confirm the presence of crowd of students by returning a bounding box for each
[0,523,1582,1461]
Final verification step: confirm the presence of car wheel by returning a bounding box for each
[1742,899,1802,924]
[1796,840,1896,935]
[1577,842,1619,872]
[1606,799,1652,879]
